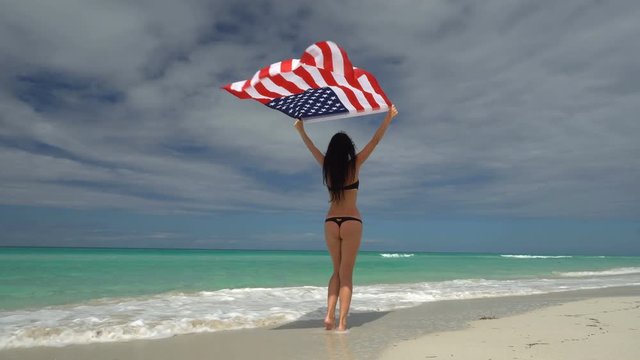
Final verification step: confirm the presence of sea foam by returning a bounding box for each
[500,255,573,259]
[554,267,640,277]
[1,269,639,349]
[380,253,415,258]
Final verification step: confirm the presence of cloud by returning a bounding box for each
[0,0,639,219]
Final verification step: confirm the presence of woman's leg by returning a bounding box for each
[324,221,342,330]
[337,221,363,331]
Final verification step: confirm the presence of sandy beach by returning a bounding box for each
[2,285,639,360]
[379,295,640,360]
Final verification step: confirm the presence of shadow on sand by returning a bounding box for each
[272,310,390,330]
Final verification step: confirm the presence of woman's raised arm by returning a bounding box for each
[294,119,324,166]
[356,105,398,167]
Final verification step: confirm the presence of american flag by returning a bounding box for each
[222,41,391,123]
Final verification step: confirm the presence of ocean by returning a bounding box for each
[1,247,640,349]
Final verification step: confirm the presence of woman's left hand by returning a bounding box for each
[294,119,304,132]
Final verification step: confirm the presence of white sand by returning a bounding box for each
[379,296,640,360]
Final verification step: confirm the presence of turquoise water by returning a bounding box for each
[2,247,640,311]
[2,247,640,348]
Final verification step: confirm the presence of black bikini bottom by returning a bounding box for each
[324,217,363,228]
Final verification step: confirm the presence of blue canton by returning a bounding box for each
[266,87,348,119]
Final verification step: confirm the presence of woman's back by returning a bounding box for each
[326,172,360,217]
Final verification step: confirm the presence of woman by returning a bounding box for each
[294,105,398,331]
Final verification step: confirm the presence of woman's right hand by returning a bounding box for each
[386,105,398,121]
[293,118,304,132]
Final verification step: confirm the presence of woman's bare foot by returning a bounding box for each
[336,322,347,331]
[324,316,335,330]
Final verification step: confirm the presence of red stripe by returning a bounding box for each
[253,82,282,99]
[258,66,270,79]
[338,46,353,78]
[300,51,316,67]
[361,90,378,110]
[281,59,293,72]
[293,67,319,89]
[222,84,251,99]
[317,42,333,72]
[342,70,361,90]
[270,74,305,94]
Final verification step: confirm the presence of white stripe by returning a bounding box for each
[330,86,357,112]
[331,72,373,109]
[291,59,300,69]
[268,62,282,77]
[357,75,387,108]
[301,65,329,87]
[250,70,261,86]
[244,86,271,100]
[305,44,323,67]
[326,41,344,75]
[261,78,291,96]
[230,81,246,92]
[304,108,387,123]
[280,71,311,91]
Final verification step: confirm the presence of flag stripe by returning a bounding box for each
[336,45,353,79]
[330,86,358,112]
[355,68,391,106]
[249,70,261,87]
[317,41,334,73]
[269,74,305,94]
[259,78,291,97]
[293,66,320,89]
[230,80,246,92]
[268,62,281,76]
[357,74,387,108]
[258,66,270,79]
[223,85,250,99]
[326,41,346,75]
[281,59,293,72]
[279,72,310,92]
[244,86,271,101]
[300,44,320,67]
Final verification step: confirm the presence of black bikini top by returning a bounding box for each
[328,180,359,191]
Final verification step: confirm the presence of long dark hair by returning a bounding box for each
[323,132,356,202]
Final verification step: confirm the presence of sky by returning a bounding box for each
[0,0,639,255]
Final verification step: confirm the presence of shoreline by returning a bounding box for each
[2,285,640,359]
